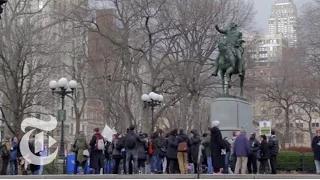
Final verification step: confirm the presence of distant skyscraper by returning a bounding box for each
[268,0,297,47]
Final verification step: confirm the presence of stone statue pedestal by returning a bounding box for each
[210,95,253,138]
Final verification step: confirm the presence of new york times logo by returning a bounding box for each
[20,116,58,165]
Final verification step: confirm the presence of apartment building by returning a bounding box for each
[268,0,297,47]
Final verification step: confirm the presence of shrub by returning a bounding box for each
[285,147,312,153]
[303,152,315,173]
[277,151,301,171]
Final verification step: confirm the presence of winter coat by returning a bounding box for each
[249,138,260,154]
[233,135,251,157]
[166,135,178,159]
[1,141,10,160]
[124,131,141,150]
[137,138,148,160]
[10,142,18,161]
[177,133,189,144]
[112,138,122,159]
[259,140,270,160]
[153,136,166,156]
[89,132,105,169]
[312,136,320,161]
[268,135,279,156]
[224,139,231,153]
[29,141,40,172]
[188,130,201,163]
[202,136,211,157]
[74,134,89,163]
[210,127,226,169]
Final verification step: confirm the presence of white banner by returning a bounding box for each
[101,124,117,142]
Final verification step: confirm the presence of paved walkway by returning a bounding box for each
[0,174,319,179]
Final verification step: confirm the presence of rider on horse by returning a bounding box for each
[212,23,244,77]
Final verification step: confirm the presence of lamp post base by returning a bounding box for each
[57,154,66,174]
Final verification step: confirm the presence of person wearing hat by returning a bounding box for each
[312,128,320,175]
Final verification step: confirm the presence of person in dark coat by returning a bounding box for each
[210,121,226,173]
[189,129,201,174]
[258,135,270,174]
[89,128,105,174]
[137,133,148,174]
[1,135,11,175]
[247,133,260,174]
[29,136,41,175]
[312,128,320,175]
[268,130,279,174]
[223,137,231,174]
[166,128,179,174]
[177,128,189,174]
[112,133,123,174]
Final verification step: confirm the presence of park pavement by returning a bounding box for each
[0,174,319,179]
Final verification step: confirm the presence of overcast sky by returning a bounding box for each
[253,0,313,32]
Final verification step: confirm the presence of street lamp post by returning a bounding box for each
[49,78,77,174]
[141,92,164,132]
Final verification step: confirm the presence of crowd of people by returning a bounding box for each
[72,121,280,175]
[0,121,282,175]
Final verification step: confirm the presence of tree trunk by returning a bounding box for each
[284,108,290,148]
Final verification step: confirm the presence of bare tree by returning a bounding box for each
[0,0,89,136]
[72,0,255,133]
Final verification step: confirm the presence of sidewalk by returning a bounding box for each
[0,174,319,179]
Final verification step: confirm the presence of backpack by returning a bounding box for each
[95,135,105,150]
[125,132,137,149]
[0,144,9,158]
[148,140,154,155]
[178,142,188,152]
[107,142,113,154]
[257,149,261,159]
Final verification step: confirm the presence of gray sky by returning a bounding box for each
[253,0,313,32]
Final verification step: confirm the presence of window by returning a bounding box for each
[71,107,74,118]
[70,124,74,135]
[312,123,320,128]
[296,133,304,144]
[275,108,282,114]
[296,123,303,128]
[82,125,85,132]
[39,1,44,9]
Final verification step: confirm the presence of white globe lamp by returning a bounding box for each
[68,80,77,89]
[49,80,58,90]
[58,78,68,88]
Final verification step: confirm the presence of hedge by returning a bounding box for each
[277,151,315,172]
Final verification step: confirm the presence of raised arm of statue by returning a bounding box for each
[215,25,227,34]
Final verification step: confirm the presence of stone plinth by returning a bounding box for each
[210,95,254,138]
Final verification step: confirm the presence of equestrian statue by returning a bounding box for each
[212,23,245,96]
